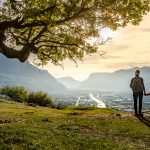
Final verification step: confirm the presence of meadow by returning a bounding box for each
[0,99,150,150]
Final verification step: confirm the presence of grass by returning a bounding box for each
[0,98,150,150]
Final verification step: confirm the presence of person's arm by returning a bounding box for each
[130,78,133,88]
[141,78,146,93]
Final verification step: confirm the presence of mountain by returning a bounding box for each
[80,67,150,90]
[57,77,81,89]
[0,54,66,92]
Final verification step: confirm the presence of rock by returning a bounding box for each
[116,114,121,117]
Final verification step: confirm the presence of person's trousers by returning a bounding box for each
[133,91,143,114]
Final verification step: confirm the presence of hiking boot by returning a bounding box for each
[133,113,138,117]
[139,113,143,117]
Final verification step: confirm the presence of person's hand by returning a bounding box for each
[144,92,150,96]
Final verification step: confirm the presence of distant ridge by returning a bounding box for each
[0,54,66,93]
[57,77,81,89]
[80,66,150,90]
[57,66,150,90]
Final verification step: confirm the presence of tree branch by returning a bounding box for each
[33,5,57,16]
[0,18,20,30]
[35,40,82,48]
[0,42,30,62]
[0,30,31,62]
[31,27,47,44]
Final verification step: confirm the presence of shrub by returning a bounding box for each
[0,86,28,102]
[27,91,53,107]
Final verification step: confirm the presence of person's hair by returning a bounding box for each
[135,70,140,74]
[135,70,140,77]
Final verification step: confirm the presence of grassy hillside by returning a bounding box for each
[0,99,150,150]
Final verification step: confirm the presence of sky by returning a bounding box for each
[38,12,150,81]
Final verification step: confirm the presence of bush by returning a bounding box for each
[0,86,28,102]
[27,91,53,107]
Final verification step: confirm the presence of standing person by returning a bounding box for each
[130,70,146,117]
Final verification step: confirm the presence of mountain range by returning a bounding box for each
[0,54,66,93]
[1,53,150,92]
[57,77,81,89]
[58,67,150,90]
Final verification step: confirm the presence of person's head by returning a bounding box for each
[135,70,140,77]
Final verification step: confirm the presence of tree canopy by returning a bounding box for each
[0,0,149,65]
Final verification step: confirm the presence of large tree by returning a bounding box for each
[0,0,149,65]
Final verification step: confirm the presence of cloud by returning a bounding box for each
[103,55,123,59]
[141,28,150,32]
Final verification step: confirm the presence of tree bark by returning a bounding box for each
[0,43,30,62]
[0,29,31,62]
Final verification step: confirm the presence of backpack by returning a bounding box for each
[131,77,143,92]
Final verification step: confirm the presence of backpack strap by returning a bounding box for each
[140,77,146,92]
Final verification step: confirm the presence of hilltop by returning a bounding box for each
[0,99,150,150]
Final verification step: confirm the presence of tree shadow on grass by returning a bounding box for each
[137,115,150,128]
